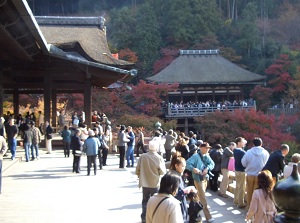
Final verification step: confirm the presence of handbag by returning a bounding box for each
[46,134,52,140]
[74,150,82,156]
[228,157,235,171]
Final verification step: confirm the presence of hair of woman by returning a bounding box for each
[257,170,274,200]
[169,153,185,171]
[158,172,181,195]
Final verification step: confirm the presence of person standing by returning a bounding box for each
[136,128,146,157]
[45,121,53,154]
[164,129,177,161]
[146,172,183,223]
[83,130,100,176]
[117,125,129,168]
[38,111,44,135]
[0,135,8,194]
[30,121,42,160]
[245,170,277,223]
[233,137,247,208]
[283,153,300,178]
[209,144,223,192]
[263,144,289,183]
[58,110,66,133]
[186,142,215,223]
[71,129,82,173]
[136,138,166,223]
[23,124,33,162]
[219,142,236,198]
[61,126,71,158]
[242,137,269,209]
[126,126,135,167]
[5,118,18,160]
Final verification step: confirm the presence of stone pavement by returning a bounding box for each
[1,146,247,223]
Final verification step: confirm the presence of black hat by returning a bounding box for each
[29,121,35,125]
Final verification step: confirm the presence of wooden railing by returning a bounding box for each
[163,106,255,118]
[267,108,299,116]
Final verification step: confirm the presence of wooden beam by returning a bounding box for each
[51,89,57,128]
[84,79,92,128]
[13,89,19,119]
[44,75,51,124]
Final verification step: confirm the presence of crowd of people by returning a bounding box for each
[134,128,300,223]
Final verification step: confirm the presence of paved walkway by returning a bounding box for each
[1,146,247,223]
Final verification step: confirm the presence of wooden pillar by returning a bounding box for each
[51,90,57,129]
[184,118,188,135]
[13,89,19,119]
[44,75,51,124]
[0,72,3,117]
[84,80,92,128]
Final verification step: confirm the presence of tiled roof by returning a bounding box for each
[147,50,265,84]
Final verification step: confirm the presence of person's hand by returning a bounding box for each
[202,168,208,176]
[193,168,201,174]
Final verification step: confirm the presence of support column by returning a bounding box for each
[51,90,57,130]
[0,72,3,117]
[84,80,92,128]
[13,89,19,119]
[184,118,188,135]
[44,75,51,124]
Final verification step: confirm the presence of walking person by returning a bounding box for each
[61,126,71,157]
[23,124,33,162]
[71,129,82,173]
[5,118,18,160]
[146,172,183,223]
[0,134,8,194]
[30,121,42,160]
[117,125,129,168]
[45,121,53,154]
[233,137,247,208]
[219,142,236,198]
[136,138,166,223]
[83,130,100,176]
[136,128,146,157]
[126,126,135,167]
[242,137,269,208]
[186,142,215,223]
[245,170,277,223]
[164,129,177,161]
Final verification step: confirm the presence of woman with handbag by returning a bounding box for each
[45,121,53,154]
[146,172,183,223]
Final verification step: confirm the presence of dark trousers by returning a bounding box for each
[141,187,158,221]
[119,146,125,168]
[102,148,108,165]
[165,149,172,161]
[136,143,146,157]
[73,155,81,173]
[0,159,2,193]
[87,155,97,175]
[98,149,103,169]
[63,141,70,157]
[209,170,220,191]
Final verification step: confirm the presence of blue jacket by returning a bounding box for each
[186,152,215,182]
[83,136,100,156]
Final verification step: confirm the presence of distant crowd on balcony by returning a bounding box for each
[164,99,255,111]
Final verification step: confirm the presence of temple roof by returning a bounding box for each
[147,50,265,85]
[35,16,132,67]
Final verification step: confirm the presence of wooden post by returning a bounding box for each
[51,89,57,130]
[84,79,92,128]
[13,89,19,119]
[44,75,51,124]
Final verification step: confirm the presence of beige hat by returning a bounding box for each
[88,130,95,137]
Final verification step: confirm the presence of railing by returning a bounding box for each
[267,108,300,116]
[163,106,255,118]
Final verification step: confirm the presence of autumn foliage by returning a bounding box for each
[194,109,296,151]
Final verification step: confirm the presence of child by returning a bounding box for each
[187,192,203,223]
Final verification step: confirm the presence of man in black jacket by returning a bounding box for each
[263,144,289,183]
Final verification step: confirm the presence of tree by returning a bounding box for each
[250,85,272,111]
[194,109,296,150]
[130,80,178,116]
[153,48,179,74]
[118,48,138,63]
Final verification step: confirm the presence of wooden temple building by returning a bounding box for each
[147,49,265,132]
[0,0,136,127]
